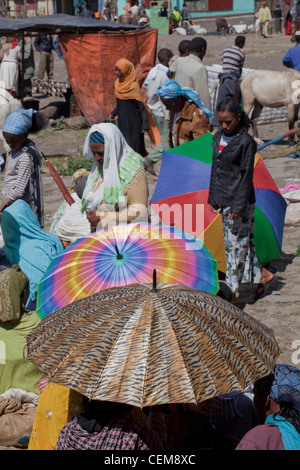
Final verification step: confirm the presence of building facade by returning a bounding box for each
[4,0,255,18]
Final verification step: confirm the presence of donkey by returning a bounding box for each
[240,69,300,145]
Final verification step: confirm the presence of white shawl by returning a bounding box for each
[82,123,144,211]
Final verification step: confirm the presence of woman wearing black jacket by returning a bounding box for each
[208,98,274,304]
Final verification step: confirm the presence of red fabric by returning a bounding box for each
[208,0,233,11]
[59,29,158,125]
[286,21,292,35]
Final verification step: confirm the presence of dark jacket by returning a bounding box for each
[208,128,256,217]
[34,36,53,53]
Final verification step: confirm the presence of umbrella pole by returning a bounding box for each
[114,244,123,260]
[152,269,157,292]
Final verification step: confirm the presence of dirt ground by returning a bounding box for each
[1,19,299,368]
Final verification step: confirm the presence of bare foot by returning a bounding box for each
[261,267,274,285]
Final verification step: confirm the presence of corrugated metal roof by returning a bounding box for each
[0,13,142,36]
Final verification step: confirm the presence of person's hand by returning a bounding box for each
[86,210,101,229]
[228,212,240,220]
[210,204,220,213]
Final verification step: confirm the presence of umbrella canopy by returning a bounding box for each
[36,223,219,318]
[26,282,281,408]
[150,133,287,273]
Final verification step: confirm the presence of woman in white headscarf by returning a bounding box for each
[83,122,149,231]
[52,123,148,242]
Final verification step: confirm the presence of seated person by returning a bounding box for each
[0,264,45,396]
[1,200,64,309]
[81,123,149,232]
[236,364,300,450]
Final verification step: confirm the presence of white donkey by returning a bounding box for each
[240,69,300,145]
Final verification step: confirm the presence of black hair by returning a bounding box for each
[235,35,246,47]
[190,37,207,53]
[275,404,300,434]
[254,373,274,397]
[82,397,132,427]
[28,111,49,134]
[157,48,174,63]
[178,39,191,55]
[217,97,252,130]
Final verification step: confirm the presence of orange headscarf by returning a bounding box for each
[114,58,161,146]
[114,58,144,102]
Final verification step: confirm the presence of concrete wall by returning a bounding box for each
[8,0,55,17]
[117,0,254,18]
[191,0,255,18]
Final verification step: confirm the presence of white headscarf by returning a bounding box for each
[82,123,144,211]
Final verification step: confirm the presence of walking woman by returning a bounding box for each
[0,38,20,95]
[110,58,149,157]
[284,0,292,35]
[208,98,274,304]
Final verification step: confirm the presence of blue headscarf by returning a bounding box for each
[90,131,105,144]
[266,364,300,450]
[3,108,37,135]
[157,79,212,121]
[270,364,300,411]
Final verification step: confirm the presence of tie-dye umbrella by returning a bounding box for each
[27,282,280,408]
[36,222,219,319]
[150,133,287,273]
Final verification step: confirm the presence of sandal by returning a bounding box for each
[254,276,277,300]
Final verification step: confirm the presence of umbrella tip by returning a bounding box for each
[114,243,123,260]
[152,269,157,292]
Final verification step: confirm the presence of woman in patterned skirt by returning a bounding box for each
[208,97,274,304]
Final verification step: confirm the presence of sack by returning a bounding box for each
[285,202,300,225]
[0,397,36,447]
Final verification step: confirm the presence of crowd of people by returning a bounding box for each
[0,5,299,452]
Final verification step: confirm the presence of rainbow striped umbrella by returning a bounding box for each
[36,222,219,319]
[150,133,287,273]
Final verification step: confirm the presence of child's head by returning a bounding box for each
[178,40,191,56]
[2,108,48,150]
[217,97,251,135]
[157,48,174,67]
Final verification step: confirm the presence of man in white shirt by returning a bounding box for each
[174,37,211,111]
[143,48,174,175]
